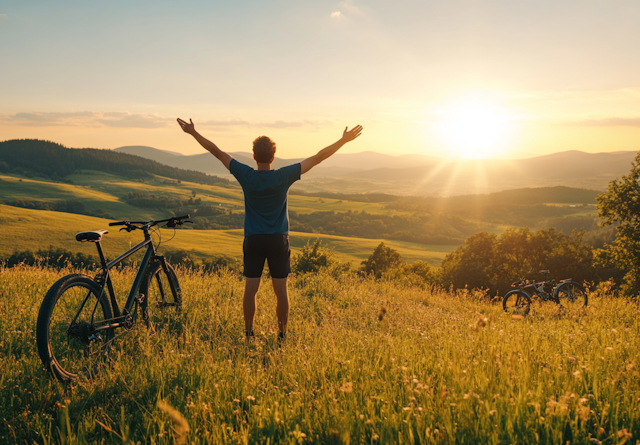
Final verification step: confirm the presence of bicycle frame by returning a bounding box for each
[86,228,158,333]
[515,280,559,303]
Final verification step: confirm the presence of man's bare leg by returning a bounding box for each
[271,278,289,337]
[243,277,261,335]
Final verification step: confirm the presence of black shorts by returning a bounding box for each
[243,234,291,279]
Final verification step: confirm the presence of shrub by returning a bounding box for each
[292,239,350,276]
[360,242,404,278]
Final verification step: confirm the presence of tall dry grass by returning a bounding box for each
[0,263,638,444]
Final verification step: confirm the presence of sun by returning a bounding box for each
[435,101,514,159]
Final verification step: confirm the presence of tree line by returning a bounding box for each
[0,139,231,187]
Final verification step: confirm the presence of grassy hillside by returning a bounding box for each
[0,205,453,267]
[0,171,395,220]
[1,265,638,443]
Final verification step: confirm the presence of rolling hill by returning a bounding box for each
[113,144,638,195]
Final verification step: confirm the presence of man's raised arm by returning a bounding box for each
[177,118,232,170]
[300,125,363,175]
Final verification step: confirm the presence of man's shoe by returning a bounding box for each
[246,330,255,342]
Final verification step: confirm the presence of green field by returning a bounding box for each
[0,205,454,267]
[0,171,397,221]
[1,264,638,444]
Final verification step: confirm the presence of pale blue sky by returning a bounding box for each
[1,0,639,157]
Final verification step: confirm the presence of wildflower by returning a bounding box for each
[577,404,590,422]
[233,399,240,403]
[512,315,524,320]
[247,396,256,402]
[372,434,379,440]
[617,429,632,440]
[340,382,353,393]
[365,419,373,424]
[489,410,497,416]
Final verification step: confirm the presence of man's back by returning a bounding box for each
[229,159,301,236]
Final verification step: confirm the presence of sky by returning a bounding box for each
[1,0,639,159]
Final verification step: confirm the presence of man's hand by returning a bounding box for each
[176,117,232,170]
[177,118,196,135]
[341,125,363,143]
[300,124,364,175]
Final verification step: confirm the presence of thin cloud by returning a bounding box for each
[570,117,640,127]
[8,111,97,126]
[330,11,342,18]
[199,119,250,127]
[97,114,169,129]
[2,111,332,131]
[199,118,332,130]
[0,14,7,18]
[4,111,170,128]
[338,0,365,15]
[258,119,333,129]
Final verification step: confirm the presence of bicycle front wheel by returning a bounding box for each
[555,281,587,309]
[36,274,114,381]
[502,290,532,316]
[140,258,182,331]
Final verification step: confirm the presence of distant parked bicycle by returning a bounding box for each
[502,270,587,316]
[36,215,191,381]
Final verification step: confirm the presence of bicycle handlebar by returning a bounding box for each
[108,215,191,228]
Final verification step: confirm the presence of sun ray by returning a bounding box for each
[434,100,515,160]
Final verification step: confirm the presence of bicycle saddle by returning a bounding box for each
[76,230,109,242]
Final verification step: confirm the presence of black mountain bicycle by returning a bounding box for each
[36,215,191,381]
[502,270,588,316]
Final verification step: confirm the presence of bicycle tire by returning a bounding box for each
[502,290,532,316]
[140,258,182,331]
[36,274,114,381]
[555,281,588,309]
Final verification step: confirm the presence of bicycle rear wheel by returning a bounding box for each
[555,281,587,309]
[502,290,532,316]
[140,258,182,331]
[36,274,114,381]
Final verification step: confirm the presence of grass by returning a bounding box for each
[0,205,454,268]
[1,264,638,444]
[0,171,397,221]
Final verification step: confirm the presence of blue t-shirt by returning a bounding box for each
[229,159,302,236]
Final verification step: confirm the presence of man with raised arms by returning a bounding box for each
[177,118,363,342]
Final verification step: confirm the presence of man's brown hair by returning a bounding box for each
[253,136,276,164]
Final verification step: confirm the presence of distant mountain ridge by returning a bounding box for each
[114,145,638,195]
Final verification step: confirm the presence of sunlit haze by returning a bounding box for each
[1,1,639,159]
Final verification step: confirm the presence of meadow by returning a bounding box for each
[1,263,638,444]
[0,172,396,221]
[0,205,454,268]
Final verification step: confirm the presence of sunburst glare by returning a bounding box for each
[434,101,515,159]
